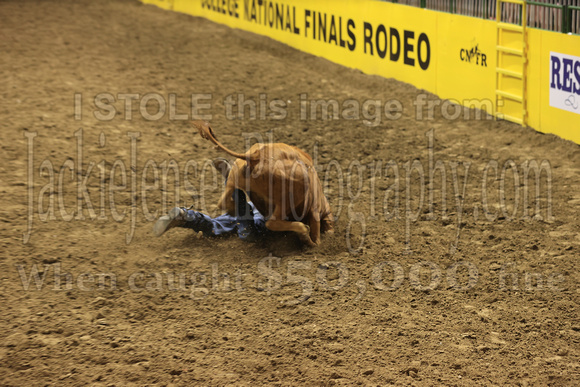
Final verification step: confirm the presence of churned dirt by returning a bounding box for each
[1,0,579,385]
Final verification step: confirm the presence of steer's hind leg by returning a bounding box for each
[265,213,315,247]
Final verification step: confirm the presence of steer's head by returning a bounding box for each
[214,158,247,217]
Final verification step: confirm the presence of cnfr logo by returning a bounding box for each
[460,44,487,67]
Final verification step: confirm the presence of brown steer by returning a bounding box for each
[193,120,334,246]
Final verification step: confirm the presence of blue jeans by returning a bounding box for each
[180,191,267,242]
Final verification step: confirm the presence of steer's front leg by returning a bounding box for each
[265,209,316,247]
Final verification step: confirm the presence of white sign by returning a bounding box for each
[549,51,580,115]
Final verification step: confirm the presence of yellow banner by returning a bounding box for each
[142,0,580,144]
[173,0,437,91]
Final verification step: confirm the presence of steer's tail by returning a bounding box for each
[193,120,259,161]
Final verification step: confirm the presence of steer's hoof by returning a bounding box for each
[298,225,316,247]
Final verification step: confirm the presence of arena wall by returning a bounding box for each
[142,0,580,144]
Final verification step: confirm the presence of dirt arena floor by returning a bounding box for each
[1,0,579,385]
